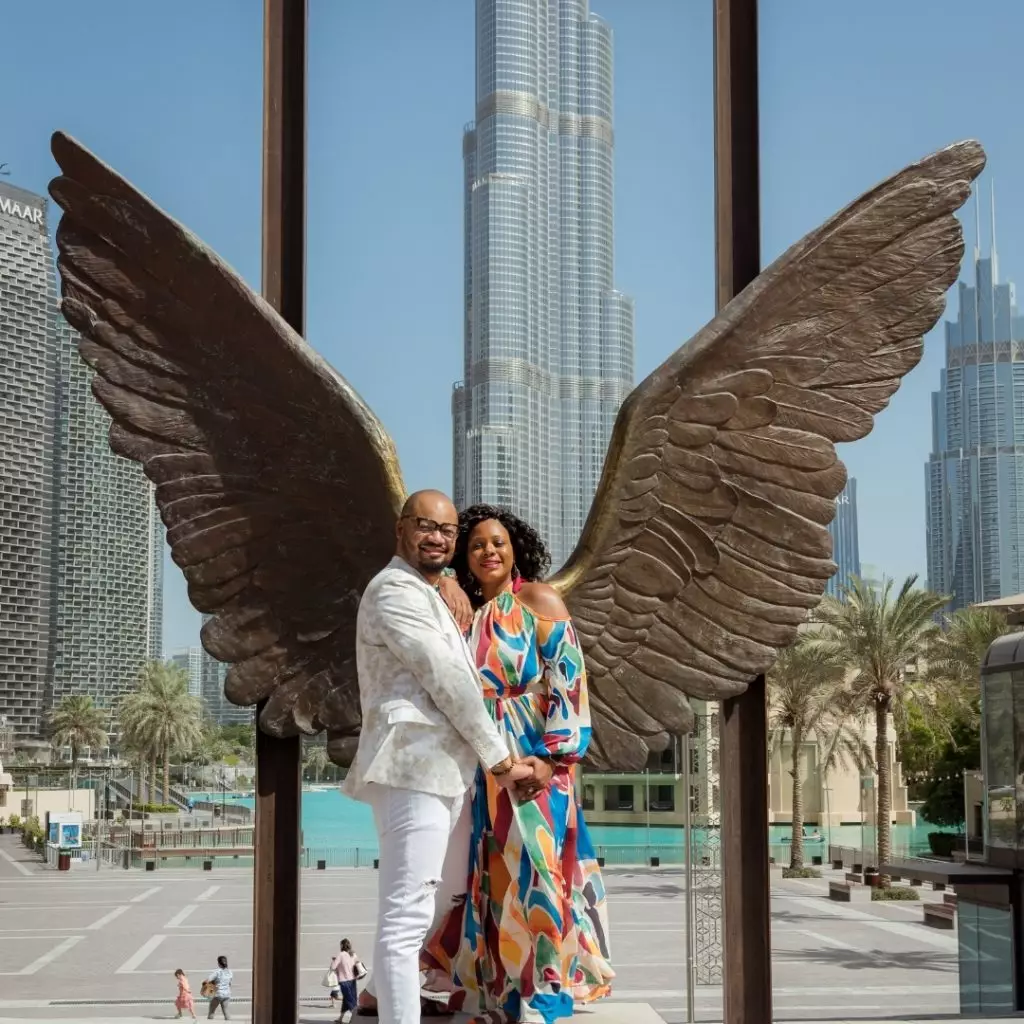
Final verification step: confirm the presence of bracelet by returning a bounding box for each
[489,756,513,776]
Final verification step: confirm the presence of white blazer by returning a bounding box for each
[342,557,509,801]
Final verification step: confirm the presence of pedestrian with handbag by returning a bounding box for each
[203,956,233,1020]
[325,938,360,1022]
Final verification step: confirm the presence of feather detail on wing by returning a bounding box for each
[552,141,985,770]
[48,131,404,741]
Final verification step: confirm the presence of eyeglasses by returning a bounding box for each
[402,515,459,540]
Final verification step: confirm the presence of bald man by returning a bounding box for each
[343,490,531,1024]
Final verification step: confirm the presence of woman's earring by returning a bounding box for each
[512,564,520,580]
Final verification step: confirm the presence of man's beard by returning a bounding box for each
[416,547,448,572]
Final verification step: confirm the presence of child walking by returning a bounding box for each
[174,969,197,1020]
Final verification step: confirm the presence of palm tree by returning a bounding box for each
[119,662,204,805]
[808,575,949,878]
[49,695,107,785]
[929,605,1014,692]
[189,725,232,768]
[304,744,330,784]
[768,637,870,869]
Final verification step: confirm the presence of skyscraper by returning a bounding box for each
[147,521,165,661]
[926,187,1024,609]
[169,647,205,699]
[0,183,57,740]
[452,0,635,567]
[52,316,164,713]
[825,478,860,599]
[200,614,250,725]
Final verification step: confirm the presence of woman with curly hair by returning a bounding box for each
[423,504,613,1024]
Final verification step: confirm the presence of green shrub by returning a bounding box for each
[21,816,44,846]
[133,803,180,814]
[782,867,821,879]
[7,814,21,830]
[872,886,920,901]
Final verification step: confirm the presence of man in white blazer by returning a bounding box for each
[344,489,530,1024]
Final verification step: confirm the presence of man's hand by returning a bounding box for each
[493,761,534,790]
[437,574,474,632]
[514,756,553,801]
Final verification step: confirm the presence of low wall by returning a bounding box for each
[4,788,95,821]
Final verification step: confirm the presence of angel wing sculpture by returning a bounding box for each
[47,132,984,771]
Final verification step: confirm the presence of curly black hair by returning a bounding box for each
[452,504,551,607]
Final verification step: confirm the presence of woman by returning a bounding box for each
[423,504,613,1024]
[328,938,360,1021]
[204,955,233,1020]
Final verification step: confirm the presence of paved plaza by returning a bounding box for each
[0,835,1008,1023]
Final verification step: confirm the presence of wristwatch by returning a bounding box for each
[489,756,514,776]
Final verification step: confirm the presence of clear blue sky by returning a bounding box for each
[3,1,1023,651]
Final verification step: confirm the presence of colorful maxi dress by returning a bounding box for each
[423,587,613,1023]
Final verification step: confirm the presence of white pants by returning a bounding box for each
[363,784,471,1024]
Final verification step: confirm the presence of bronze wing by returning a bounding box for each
[551,141,985,771]
[48,132,405,758]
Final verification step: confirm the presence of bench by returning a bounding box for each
[932,881,947,892]
[845,870,865,884]
[943,892,958,908]
[829,880,871,903]
[923,902,956,929]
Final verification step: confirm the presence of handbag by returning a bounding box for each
[321,969,339,989]
[354,960,368,981]
[200,981,216,998]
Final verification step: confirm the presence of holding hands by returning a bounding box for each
[490,755,553,801]
[514,756,553,801]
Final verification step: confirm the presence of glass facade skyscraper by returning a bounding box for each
[169,647,204,699]
[52,319,164,713]
[0,183,57,740]
[0,179,162,741]
[452,0,635,567]
[825,478,861,599]
[926,190,1024,609]
[200,613,250,725]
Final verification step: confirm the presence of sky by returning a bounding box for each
[3,0,1023,652]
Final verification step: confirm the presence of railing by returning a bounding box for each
[107,777,136,807]
[81,824,254,850]
[30,837,733,872]
[302,847,376,869]
[109,777,190,812]
[139,826,254,849]
[193,799,252,823]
